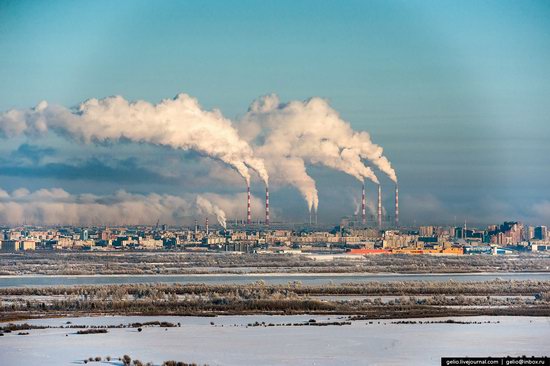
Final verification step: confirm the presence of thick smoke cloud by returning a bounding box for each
[240,94,397,211]
[196,195,226,229]
[0,94,268,185]
[0,187,259,227]
[0,92,397,217]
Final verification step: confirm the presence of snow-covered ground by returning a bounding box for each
[1,315,549,365]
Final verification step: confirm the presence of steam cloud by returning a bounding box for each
[0,187,256,227]
[0,92,397,217]
[240,94,397,211]
[196,195,226,229]
[0,94,269,185]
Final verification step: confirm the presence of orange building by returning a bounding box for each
[347,247,462,256]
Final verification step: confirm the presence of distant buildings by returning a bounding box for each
[419,226,435,237]
[80,229,89,241]
[534,226,547,241]
[0,219,548,254]
[0,240,36,251]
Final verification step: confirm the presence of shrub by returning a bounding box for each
[76,329,108,335]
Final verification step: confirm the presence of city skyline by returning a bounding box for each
[1,0,550,225]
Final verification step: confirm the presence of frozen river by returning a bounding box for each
[1,272,549,287]
[1,315,549,365]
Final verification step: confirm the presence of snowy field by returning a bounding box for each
[1,315,549,365]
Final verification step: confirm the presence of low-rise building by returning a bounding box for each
[0,240,36,251]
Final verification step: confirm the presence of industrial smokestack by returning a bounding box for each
[309,209,312,225]
[265,186,270,225]
[377,185,382,229]
[314,208,318,225]
[205,217,209,236]
[395,184,399,228]
[361,183,366,225]
[194,219,198,235]
[247,184,251,225]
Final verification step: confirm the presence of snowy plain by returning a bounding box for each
[1,315,549,365]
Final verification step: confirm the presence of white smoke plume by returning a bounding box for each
[352,196,361,216]
[242,94,396,180]
[266,157,318,212]
[240,95,396,210]
[0,93,397,219]
[0,187,245,227]
[195,195,227,229]
[0,94,269,185]
[200,192,265,222]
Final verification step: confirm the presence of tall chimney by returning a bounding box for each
[314,209,318,225]
[205,217,209,236]
[395,184,399,228]
[361,183,366,225]
[194,219,198,235]
[265,186,270,225]
[309,209,312,225]
[377,185,382,229]
[247,184,251,225]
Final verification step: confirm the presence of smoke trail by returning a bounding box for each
[196,195,227,229]
[351,132,397,182]
[243,95,395,185]
[268,157,318,212]
[237,97,316,210]
[240,94,391,210]
[0,94,269,185]
[352,196,361,216]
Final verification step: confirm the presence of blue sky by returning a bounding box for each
[0,0,549,226]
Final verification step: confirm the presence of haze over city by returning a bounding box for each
[1,0,549,226]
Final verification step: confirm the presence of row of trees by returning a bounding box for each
[2,281,550,321]
[2,279,549,297]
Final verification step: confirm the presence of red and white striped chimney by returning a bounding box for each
[247,184,251,225]
[395,184,399,228]
[377,185,382,229]
[361,183,366,225]
[265,186,270,225]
